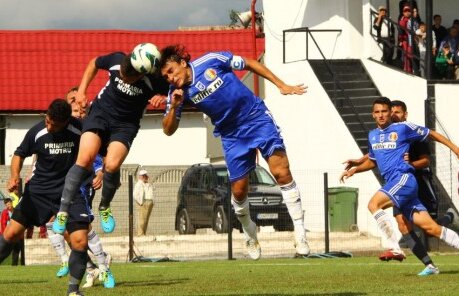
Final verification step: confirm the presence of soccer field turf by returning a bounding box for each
[1,254,458,295]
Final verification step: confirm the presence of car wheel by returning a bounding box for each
[213,205,228,234]
[177,208,196,234]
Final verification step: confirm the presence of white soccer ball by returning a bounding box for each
[130,43,161,74]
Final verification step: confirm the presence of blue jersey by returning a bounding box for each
[368,122,430,182]
[165,51,267,136]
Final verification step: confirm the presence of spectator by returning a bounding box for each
[416,22,437,78]
[134,169,155,236]
[398,0,418,22]
[373,6,395,65]
[0,198,24,266]
[435,42,454,79]
[399,5,414,73]
[433,15,448,52]
[439,27,458,55]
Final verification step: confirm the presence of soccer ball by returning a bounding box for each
[130,43,161,74]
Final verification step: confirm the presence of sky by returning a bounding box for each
[0,0,262,31]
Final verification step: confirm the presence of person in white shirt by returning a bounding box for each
[416,21,437,78]
[133,169,155,236]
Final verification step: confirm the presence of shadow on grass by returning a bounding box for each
[116,278,189,287]
[200,293,366,296]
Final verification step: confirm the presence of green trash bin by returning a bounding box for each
[328,187,359,232]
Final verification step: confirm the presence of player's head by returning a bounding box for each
[121,55,144,84]
[159,44,192,88]
[372,97,392,128]
[3,198,12,210]
[65,86,85,119]
[46,98,71,133]
[391,100,408,122]
[66,86,78,105]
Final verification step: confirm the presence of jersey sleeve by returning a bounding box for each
[95,52,125,70]
[209,51,246,71]
[403,122,430,143]
[14,127,36,158]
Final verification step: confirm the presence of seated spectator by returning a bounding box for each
[435,42,454,79]
[433,14,448,53]
[416,22,437,78]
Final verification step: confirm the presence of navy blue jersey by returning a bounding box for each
[14,118,82,197]
[368,122,430,182]
[165,52,267,136]
[93,52,168,124]
[409,141,431,176]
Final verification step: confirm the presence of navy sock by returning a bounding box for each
[437,213,453,227]
[403,231,433,266]
[0,235,13,263]
[68,249,88,293]
[99,170,120,210]
[60,164,92,213]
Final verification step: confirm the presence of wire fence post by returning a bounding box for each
[128,174,134,261]
[227,181,233,260]
[323,172,329,253]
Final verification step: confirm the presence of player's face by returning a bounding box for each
[45,115,68,133]
[391,106,407,122]
[66,90,77,105]
[5,201,12,211]
[372,103,391,128]
[161,59,191,88]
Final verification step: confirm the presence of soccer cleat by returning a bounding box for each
[447,207,459,231]
[82,268,100,288]
[418,264,440,276]
[99,208,116,233]
[295,237,311,256]
[52,212,68,234]
[378,249,406,262]
[100,269,116,288]
[246,238,261,260]
[56,262,69,277]
[67,291,84,296]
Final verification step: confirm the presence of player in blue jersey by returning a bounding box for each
[157,44,308,260]
[343,99,459,275]
[0,99,91,296]
[53,44,169,235]
[340,97,459,272]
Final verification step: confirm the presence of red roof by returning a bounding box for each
[0,29,264,112]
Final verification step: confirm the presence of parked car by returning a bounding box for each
[175,163,293,234]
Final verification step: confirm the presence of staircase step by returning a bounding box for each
[315,72,369,82]
[322,80,375,91]
[327,88,380,98]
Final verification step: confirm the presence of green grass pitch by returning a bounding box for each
[1,254,459,295]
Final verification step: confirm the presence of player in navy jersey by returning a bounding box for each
[0,99,91,295]
[343,99,459,275]
[53,44,169,235]
[340,97,459,274]
[157,44,308,259]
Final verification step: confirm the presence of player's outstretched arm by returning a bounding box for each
[340,158,376,183]
[76,57,98,110]
[429,130,459,158]
[162,89,184,136]
[342,154,369,171]
[8,155,24,193]
[244,58,307,95]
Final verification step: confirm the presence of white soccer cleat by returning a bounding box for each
[295,237,310,256]
[82,268,100,288]
[246,238,261,260]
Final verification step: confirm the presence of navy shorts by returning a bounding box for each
[83,104,139,156]
[380,173,427,221]
[12,184,93,230]
[221,110,285,182]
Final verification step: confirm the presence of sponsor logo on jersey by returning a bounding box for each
[204,68,217,81]
[45,142,75,154]
[114,77,144,96]
[416,128,425,136]
[372,142,397,150]
[191,77,223,104]
[389,132,398,142]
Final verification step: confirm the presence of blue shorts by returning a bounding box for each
[221,110,285,182]
[84,104,139,156]
[379,173,427,221]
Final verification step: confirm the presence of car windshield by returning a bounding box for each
[215,167,276,186]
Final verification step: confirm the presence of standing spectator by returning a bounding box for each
[134,169,155,236]
[433,14,448,53]
[416,22,437,78]
[399,5,414,73]
[398,0,418,21]
[439,27,458,55]
[373,6,395,65]
[435,42,454,79]
[0,198,24,266]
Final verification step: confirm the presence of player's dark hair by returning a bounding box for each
[3,198,12,204]
[159,44,191,69]
[372,96,391,109]
[47,98,71,123]
[122,54,141,76]
[433,14,441,20]
[391,100,407,112]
